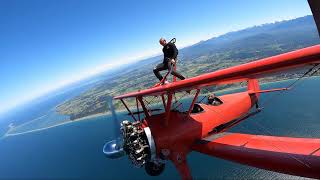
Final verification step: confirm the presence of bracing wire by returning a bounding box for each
[260,64,320,107]
[201,65,320,170]
[244,64,320,169]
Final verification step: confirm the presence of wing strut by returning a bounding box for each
[187,89,200,114]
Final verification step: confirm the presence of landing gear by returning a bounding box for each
[255,102,262,112]
[145,161,165,176]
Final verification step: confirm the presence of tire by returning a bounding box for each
[145,161,165,176]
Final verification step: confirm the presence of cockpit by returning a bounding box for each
[191,103,204,114]
[207,96,223,106]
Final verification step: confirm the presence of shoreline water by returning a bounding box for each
[4,76,319,138]
[57,75,320,122]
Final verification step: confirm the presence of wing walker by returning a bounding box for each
[103,1,320,179]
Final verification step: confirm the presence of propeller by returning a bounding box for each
[103,96,125,159]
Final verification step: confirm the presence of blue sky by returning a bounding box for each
[0,0,312,114]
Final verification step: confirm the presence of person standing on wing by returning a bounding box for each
[153,38,185,85]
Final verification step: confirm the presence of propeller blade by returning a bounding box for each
[106,96,120,139]
[103,96,125,159]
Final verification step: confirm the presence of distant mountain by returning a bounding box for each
[57,15,320,120]
[180,15,319,60]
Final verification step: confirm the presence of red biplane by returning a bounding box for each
[103,1,320,179]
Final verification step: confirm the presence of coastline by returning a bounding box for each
[4,76,319,138]
[49,75,320,122]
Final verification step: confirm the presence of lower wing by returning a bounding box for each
[192,132,320,179]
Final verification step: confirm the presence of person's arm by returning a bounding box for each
[171,43,178,59]
[167,43,178,64]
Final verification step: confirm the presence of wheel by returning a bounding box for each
[145,161,165,176]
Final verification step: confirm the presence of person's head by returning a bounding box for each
[208,93,215,99]
[159,38,167,46]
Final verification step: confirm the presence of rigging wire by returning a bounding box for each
[110,63,320,169]
[251,119,312,168]
[260,64,320,107]
[244,64,320,169]
[172,91,191,111]
[205,97,313,169]
[286,64,320,89]
[201,65,320,170]
[198,82,246,104]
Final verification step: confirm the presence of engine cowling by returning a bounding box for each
[120,121,156,167]
[120,120,165,176]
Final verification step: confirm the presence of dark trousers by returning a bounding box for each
[153,60,185,81]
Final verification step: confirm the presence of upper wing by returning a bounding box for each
[192,132,320,179]
[115,45,320,99]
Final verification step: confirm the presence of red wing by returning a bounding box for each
[115,45,320,99]
[191,132,320,179]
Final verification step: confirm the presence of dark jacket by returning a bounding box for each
[162,42,178,62]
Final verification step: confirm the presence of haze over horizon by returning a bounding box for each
[0,0,312,114]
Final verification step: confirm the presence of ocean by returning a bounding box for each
[0,77,319,179]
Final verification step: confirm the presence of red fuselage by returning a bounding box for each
[143,91,258,178]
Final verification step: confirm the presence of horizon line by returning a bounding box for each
[0,14,312,115]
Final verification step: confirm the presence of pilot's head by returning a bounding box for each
[208,93,215,99]
[159,38,167,46]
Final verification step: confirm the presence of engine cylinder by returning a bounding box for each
[121,120,156,167]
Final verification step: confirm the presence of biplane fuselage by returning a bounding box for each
[145,91,256,160]
[102,44,320,180]
[103,1,320,178]
[131,78,261,178]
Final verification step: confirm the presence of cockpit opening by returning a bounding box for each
[207,94,223,106]
[191,103,204,114]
